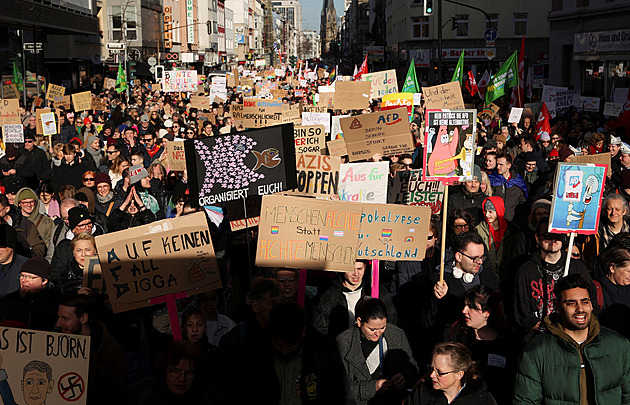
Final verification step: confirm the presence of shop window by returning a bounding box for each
[513,13,527,36]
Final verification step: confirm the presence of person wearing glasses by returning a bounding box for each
[14,187,54,247]
[21,132,52,190]
[513,218,598,339]
[337,298,418,405]
[141,131,164,166]
[0,256,60,330]
[445,209,476,251]
[56,294,128,405]
[407,342,496,405]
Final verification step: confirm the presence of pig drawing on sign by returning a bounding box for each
[428,125,459,176]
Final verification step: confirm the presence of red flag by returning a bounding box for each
[608,89,630,129]
[535,102,552,141]
[465,71,479,97]
[510,36,525,107]
[354,55,368,81]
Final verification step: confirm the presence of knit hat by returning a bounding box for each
[558,146,574,162]
[86,135,99,148]
[539,133,551,141]
[484,199,496,212]
[495,134,507,144]
[531,199,551,215]
[84,117,92,125]
[16,188,38,205]
[24,132,35,141]
[129,165,149,184]
[163,132,175,141]
[141,114,150,122]
[483,139,497,149]
[472,165,482,182]
[0,224,17,249]
[523,152,537,163]
[67,206,92,230]
[5,145,18,159]
[20,256,50,279]
[95,172,111,188]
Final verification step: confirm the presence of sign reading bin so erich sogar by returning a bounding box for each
[185,123,297,207]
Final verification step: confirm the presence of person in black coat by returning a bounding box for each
[59,112,79,144]
[52,144,89,191]
[107,186,156,231]
[595,245,630,339]
[0,145,32,192]
[21,133,52,189]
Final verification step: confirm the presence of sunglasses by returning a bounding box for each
[538,233,563,241]
[83,177,95,181]
[106,150,118,154]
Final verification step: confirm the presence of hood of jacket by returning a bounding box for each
[14,187,42,222]
[544,311,601,347]
[482,196,508,250]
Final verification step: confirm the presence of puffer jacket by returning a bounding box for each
[514,314,630,404]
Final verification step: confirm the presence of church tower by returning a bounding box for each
[320,0,338,54]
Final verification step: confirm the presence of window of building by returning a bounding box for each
[513,13,527,36]
[455,14,469,37]
[111,6,137,41]
[485,14,498,31]
[412,17,429,39]
[576,0,589,6]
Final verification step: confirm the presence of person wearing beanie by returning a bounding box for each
[14,187,54,248]
[558,146,574,162]
[94,172,120,217]
[84,134,104,170]
[0,255,60,331]
[0,223,28,299]
[76,187,109,233]
[127,165,160,215]
[21,131,52,190]
[138,113,153,136]
[60,111,79,144]
[449,165,487,224]
[81,116,97,143]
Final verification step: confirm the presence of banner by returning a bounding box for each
[162,70,198,92]
[3,124,24,143]
[423,109,477,182]
[294,154,340,197]
[302,112,330,134]
[294,125,325,154]
[338,161,389,203]
[422,82,465,110]
[361,69,399,100]
[45,83,65,102]
[0,326,90,405]
[0,99,21,126]
[389,170,445,214]
[555,89,580,115]
[185,124,297,206]
[549,163,607,235]
[333,81,371,110]
[71,91,92,112]
[95,212,221,312]
[541,85,568,103]
[340,107,414,162]
[166,139,186,171]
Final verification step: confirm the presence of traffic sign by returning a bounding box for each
[147,56,157,66]
[484,28,497,47]
[107,43,125,50]
[128,48,141,62]
[485,49,496,60]
[23,43,42,54]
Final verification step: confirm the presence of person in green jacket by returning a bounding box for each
[514,274,630,405]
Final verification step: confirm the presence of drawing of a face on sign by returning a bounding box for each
[22,360,54,405]
[423,109,477,182]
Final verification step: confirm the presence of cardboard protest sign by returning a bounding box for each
[477,103,500,121]
[166,140,186,171]
[91,97,107,111]
[339,107,414,162]
[338,161,389,203]
[294,154,340,197]
[317,68,326,78]
[36,108,51,135]
[579,96,600,112]
[508,107,524,123]
[53,95,72,110]
[382,93,414,116]
[0,326,90,405]
[318,92,335,108]
[103,77,116,89]
[281,105,302,125]
[302,112,330,134]
[294,125,326,154]
[201,112,216,125]
[151,83,162,92]
[95,212,221,312]
[2,84,19,99]
[327,138,348,157]
[185,123,297,206]
[333,81,371,110]
[357,203,431,261]
[230,216,260,231]
[304,105,328,113]
[604,102,622,117]
[549,163,607,234]
[423,109,477,182]
[83,255,106,293]
[256,194,362,271]
[361,69,399,99]
[422,82,465,110]
[41,112,57,136]
[162,70,198,92]
[0,99,21,125]
[72,91,92,112]
[45,83,65,102]
[3,124,24,143]
[190,95,210,110]
[388,170,445,214]
[568,152,611,170]
[241,98,285,128]
[271,88,288,99]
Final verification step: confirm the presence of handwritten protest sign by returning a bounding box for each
[604,102,622,117]
[568,152,611,170]
[294,125,325,154]
[256,195,362,271]
[72,91,92,112]
[388,170,445,213]
[166,140,186,171]
[162,70,198,92]
[45,83,65,102]
[304,105,328,113]
[338,161,389,203]
[422,82,465,110]
[555,89,580,115]
[241,98,284,128]
[340,107,414,162]
[103,77,116,89]
[91,97,107,111]
[190,95,210,110]
[294,154,340,197]
[2,84,19,99]
[382,93,414,116]
[53,95,71,110]
[95,212,221,312]
[579,96,600,112]
[477,103,500,121]
[0,326,90,405]
[361,69,398,99]
[333,81,371,110]
[549,163,607,234]
[3,124,23,143]
[230,216,260,231]
[0,99,20,126]
[35,108,51,135]
[282,104,302,125]
[185,124,297,206]
[327,138,348,157]
[357,203,431,261]
[541,85,568,103]
[423,109,477,182]
[302,112,331,134]
[83,255,106,293]
[508,107,524,123]
[41,112,57,136]
[318,92,334,108]
[151,83,162,92]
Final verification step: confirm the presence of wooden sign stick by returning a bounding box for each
[439,184,450,283]
[297,269,307,308]
[371,259,380,298]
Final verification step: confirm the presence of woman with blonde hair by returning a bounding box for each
[109,155,131,188]
[479,171,493,196]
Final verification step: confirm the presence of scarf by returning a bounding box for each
[96,191,114,205]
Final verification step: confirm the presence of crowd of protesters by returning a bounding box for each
[0,69,629,405]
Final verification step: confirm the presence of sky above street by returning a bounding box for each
[301,0,344,32]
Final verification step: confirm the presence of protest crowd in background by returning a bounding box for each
[1,55,630,405]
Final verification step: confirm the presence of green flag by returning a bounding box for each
[485,51,519,105]
[451,50,465,85]
[12,61,23,91]
[402,60,420,121]
[115,63,128,94]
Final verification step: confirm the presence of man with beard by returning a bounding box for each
[514,274,630,404]
[0,256,59,330]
